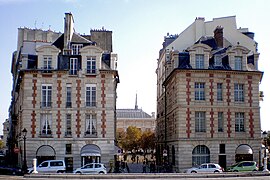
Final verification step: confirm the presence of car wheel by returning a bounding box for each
[233,170,238,172]
[99,171,104,174]
[76,171,82,174]
[191,171,197,173]
[57,170,65,173]
[252,169,257,172]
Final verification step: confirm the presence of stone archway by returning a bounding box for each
[192,145,210,166]
[80,144,101,166]
[36,145,56,164]
[235,144,253,162]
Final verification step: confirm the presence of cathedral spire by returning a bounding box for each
[135,92,138,110]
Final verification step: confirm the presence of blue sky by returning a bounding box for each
[0,0,269,133]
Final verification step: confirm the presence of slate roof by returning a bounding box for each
[116,109,152,119]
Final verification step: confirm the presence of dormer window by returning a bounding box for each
[86,56,96,74]
[235,56,242,70]
[71,44,83,55]
[214,54,222,67]
[43,56,52,69]
[195,54,204,69]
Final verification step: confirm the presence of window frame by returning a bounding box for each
[195,54,204,69]
[70,58,78,75]
[41,84,52,108]
[85,84,96,107]
[235,56,242,70]
[43,55,52,69]
[234,83,244,102]
[235,112,245,132]
[195,82,205,101]
[66,85,72,108]
[86,56,96,74]
[218,112,224,132]
[85,114,97,136]
[40,113,52,135]
[217,83,223,101]
[195,111,206,132]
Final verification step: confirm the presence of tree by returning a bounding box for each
[125,126,142,151]
[140,130,155,154]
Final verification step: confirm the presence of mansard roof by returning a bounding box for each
[116,109,152,119]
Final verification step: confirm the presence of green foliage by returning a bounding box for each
[117,126,156,153]
[0,140,4,149]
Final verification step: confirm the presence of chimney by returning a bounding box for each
[64,13,74,50]
[214,26,223,48]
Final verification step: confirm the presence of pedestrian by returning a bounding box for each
[142,161,146,173]
[137,155,139,164]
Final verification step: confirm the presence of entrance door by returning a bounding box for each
[219,155,226,170]
[65,157,73,172]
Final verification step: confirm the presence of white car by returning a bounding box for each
[28,160,66,173]
[186,163,223,173]
[73,163,107,174]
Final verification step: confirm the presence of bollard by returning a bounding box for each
[32,158,38,173]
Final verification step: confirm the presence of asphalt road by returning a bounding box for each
[0,174,270,180]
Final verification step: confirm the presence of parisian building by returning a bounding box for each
[8,13,119,171]
[116,94,156,133]
[156,16,263,172]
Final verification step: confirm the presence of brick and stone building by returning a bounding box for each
[116,94,156,133]
[156,16,263,172]
[8,13,119,171]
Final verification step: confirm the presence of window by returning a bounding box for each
[71,44,83,55]
[192,145,210,166]
[85,84,96,107]
[195,112,206,132]
[66,114,72,136]
[195,54,204,69]
[41,114,52,135]
[86,56,96,74]
[234,84,244,102]
[85,114,97,136]
[217,83,223,101]
[195,82,205,100]
[218,112,224,132]
[70,58,78,75]
[219,144,225,154]
[235,112,245,132]
[41,85,52,108]
[235,56,242,70]
[43,56,52,69]
[66,85,72,108]
[214,54,222,67]
[66,144,72,154]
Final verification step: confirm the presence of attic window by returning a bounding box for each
[72,44,83,55]
[214,54,222,67]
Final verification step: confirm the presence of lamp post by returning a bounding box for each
[262,131,269,172]
[22,128,27,174]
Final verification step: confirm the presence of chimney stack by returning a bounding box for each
[214,26,223,48]
[64,13,74,50]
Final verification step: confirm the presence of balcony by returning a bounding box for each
[84,131,97,138]
[39,130,52,138]
[40,102,52,108]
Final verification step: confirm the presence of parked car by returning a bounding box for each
[226,161,258,172]
[186,163,223,173]
[28,160,66,173]
[0,166,23,175]
[73,163,107,174]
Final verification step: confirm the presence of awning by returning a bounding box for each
[81,144,101,157]
[236,144,253,154]
[36,145,55,156]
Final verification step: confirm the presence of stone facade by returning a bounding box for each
[9,13,119,170]
[156,16,263,172]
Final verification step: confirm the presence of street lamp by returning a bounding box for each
[262,131,269,172]
[22,128,27,174]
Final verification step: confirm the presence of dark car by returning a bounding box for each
[0,166,23,175]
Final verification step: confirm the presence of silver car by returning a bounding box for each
[186,163,223,173]
[73,163,107,174]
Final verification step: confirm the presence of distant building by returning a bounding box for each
[156,16,263,172]
[116,94,155,133]
[8,13,119,170]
